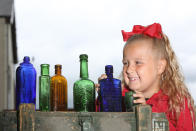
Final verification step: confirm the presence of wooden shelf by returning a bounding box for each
[0,104,169,131]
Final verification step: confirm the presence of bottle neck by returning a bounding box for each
[41,65,49,76]
[106,72,113,79]
[105,65,113,79]
[55,68,61,75]
[80,59,88,79]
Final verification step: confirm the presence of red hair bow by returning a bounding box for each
[121,23,163,42]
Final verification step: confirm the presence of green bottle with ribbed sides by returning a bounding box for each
[73,54,95,112]
[39,64,50,111]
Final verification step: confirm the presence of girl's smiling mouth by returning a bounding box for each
[128,77,139,82]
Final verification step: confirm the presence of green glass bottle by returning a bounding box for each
[124,91,139,112]
[39,64,50,111]
[73,54,95,112]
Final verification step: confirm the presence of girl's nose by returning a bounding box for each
[126,65,135,74]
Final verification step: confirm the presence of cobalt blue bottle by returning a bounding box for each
[99,65,122,112]
[16,56,36,110]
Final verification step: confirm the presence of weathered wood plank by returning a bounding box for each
[136,105,152,131]
[0,104,170,131]
[19,104,35,131]
[33,111,136,131]
[0,111,17,131]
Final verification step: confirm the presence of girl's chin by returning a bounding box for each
[128,85,140,91]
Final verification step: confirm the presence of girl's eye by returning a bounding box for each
[123,61,128,65]
[136,61,142,65]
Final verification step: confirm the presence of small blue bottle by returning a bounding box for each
[16,56,36,110]
[99,65,122,112]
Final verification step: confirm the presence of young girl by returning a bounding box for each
[96,23,195,131]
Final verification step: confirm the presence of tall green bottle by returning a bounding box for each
[39,64,50,111]
[73,54,95,112]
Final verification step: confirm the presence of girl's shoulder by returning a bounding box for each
[175,97,195,131]
[147,90,168,103]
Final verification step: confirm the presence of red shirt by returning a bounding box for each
[146,90,195,131]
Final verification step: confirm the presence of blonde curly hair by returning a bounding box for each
[121,33,195,129]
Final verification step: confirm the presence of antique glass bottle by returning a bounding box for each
[73,54,95,112]
[16,56,36,110]
[99,65,122,112]
[124,91,140,112]
[50,65,68,111]
[39,64,50,111]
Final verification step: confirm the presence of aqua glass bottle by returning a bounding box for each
[99,65,122,112]
[39,64,50,111]
[16,56,36,110]
[73,54,95,112]
[50,64,68,111]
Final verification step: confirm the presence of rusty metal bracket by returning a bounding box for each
[152,113,169,131]
[78,113,94,131]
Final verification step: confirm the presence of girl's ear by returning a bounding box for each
[157,58,167,75]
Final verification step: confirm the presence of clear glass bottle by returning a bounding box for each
[50,64,68,111]
[39,64,50,111]
[73,54,95,112]
[16,56,36,110]
[99,65,122,112]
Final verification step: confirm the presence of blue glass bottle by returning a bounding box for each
[16,56,36,110]
[99,65,122,112]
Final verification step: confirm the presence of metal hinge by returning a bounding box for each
[78,113,94,131]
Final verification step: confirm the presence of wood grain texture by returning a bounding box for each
[19,104,35,131]
[0,104,170,131]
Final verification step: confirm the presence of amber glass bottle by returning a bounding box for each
[50,64,68,111]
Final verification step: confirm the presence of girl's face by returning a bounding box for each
[123,39,165,97]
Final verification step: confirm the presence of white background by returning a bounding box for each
[15,0,196,109]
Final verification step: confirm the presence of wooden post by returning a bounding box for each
[18,104,35,131]
[136,105,152,131]
[0,18,8,112]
